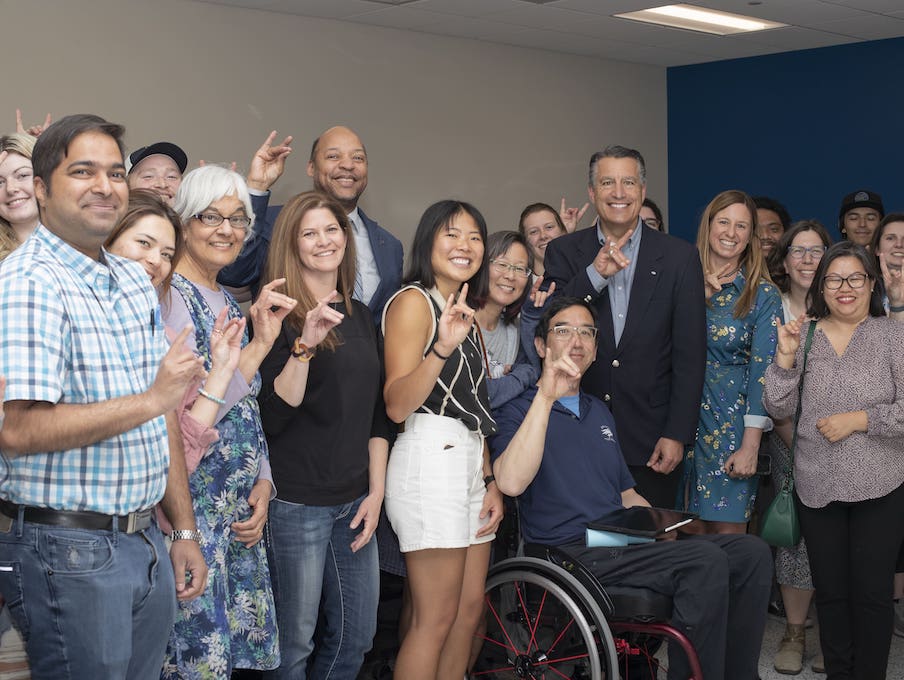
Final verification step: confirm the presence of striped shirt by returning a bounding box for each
[0,225,169,514]
[383,284,496,436]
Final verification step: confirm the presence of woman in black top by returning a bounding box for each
[257,191,391,679]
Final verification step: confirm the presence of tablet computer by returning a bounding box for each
[587,506,698,538]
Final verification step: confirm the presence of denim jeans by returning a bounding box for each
[0,515,176,680]
[265,494,379,679]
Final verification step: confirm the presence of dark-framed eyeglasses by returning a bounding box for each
[787,245,827,260]
[193,212,251,230]
[823,273,869,290]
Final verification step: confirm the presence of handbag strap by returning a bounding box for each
[785,321,816,488]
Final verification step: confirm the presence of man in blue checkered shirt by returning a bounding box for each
[0,114,208,680]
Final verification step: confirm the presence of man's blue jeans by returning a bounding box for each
[265,494,379,679]
[0,516,176,680]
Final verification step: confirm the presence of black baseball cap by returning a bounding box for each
[127,142,188,175]
[838,189,884,220]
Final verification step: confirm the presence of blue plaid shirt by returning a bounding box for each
[0,225,170,514]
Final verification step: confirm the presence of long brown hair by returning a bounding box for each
[696,189,771,318]
[104,189,184,300]
[263,191,356,351]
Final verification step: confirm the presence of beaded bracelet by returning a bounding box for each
[198,387,226,405]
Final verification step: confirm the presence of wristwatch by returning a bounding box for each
[171,529,202,542]
[292,337,316,362]
[483,474,496,489]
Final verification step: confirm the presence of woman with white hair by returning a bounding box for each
[161,165,297,679]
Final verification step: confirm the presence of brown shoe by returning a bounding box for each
[812,652,825,674]
[774,623,806,675]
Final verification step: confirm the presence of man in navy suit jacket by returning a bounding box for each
[219,126,403,324]
[543,145,705,508]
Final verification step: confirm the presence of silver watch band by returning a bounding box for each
[170,529,202,542]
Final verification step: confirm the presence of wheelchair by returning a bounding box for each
[471,536,704,679]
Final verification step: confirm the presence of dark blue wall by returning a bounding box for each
[667,37,904,244]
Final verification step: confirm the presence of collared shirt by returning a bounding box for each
[0,225,170,514]
[348,207,380,306]
[585,218,643,345]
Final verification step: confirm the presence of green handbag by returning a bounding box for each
[760,322,815,549]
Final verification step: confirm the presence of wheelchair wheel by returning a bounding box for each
[472,567,617,679]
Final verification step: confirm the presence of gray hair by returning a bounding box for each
[173,165,255,242]
[588,145,646,187]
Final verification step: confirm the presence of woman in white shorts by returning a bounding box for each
[383,199,504,680]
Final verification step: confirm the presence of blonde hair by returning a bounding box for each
[262,191,356,351]
[0,134,37,261]
[696,189,772,318]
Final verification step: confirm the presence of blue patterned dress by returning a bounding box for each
[162,274,279,679]
[680,270,781,522]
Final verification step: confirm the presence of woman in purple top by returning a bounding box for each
[765,241,904,680]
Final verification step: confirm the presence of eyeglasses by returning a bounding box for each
[491,259,532,278]
[193,212,251,230]
[548,325,598,341]
[787,245,827,260]
[823,273,869,290]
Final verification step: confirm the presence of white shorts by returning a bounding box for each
[385,412,494,552]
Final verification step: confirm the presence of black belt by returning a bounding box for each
[0,498,153,533]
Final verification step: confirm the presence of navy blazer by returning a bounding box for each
[218,197,403,324]
[543,223,706,467]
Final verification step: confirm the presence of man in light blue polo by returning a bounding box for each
[0,114,207,680]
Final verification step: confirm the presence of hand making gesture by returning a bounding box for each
[704,262,737,298]
[434,283,476,356]
[246,130,293,193]
[774,315,804,369]
[298,291,345,347]
[527,277,556,310]
[559,197,590,233]
[16,109,52,137]
[592,228,633,278]
[880,252,904,314]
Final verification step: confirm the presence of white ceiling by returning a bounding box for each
[197,0,904,66]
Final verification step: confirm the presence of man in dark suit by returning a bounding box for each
[543,145,705,507]
[219,126,402,324]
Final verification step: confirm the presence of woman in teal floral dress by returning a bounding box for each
[679,190,781,533]
[160,166,297,678]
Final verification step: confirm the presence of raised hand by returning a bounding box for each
[299,292,345,347]
[246,130,293,192]
[248,278,298,350]
[704,262,736,298]
[528,277,555,309]
[536,349,581,402]
[16,109,52,137]
[880,252,904,312]
[435,283,476,355]
[560,198,590,233]
[774,315,803,369]
[150,327,206,413]
[592,228,633,279]
[209,307,246,377]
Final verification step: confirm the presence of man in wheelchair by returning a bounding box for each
[488,296,771,680]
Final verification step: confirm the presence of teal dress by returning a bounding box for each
[162,274,279,679]
[680,271,781,522]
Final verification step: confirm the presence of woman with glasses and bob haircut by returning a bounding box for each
[679,189,782,534]
[765,241,904,679]
[763,219,832,673]
[382,199,504,680]
[161,165,298,678]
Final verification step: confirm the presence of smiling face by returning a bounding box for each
[756,208,784,257]
[588,156,645,234]
[876,221,904,272]
[843,207,881,247]
[181,194,247,277]
[488,241,530,308]
[521,209,564,263]
[821,255,873,322]
[128,154,182,206]
[34,131,128,258]
[307,126,367,213]
[535,304,598,381]
[430,210,484,294]
[707,202,752,270]
[108,214,176,287]
[0,151,38,231]
[783,229,825,293]
[296,206,347,276]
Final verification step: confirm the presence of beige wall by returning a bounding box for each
[4,0,667,248]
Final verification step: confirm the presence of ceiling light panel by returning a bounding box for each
[615,3,788,35]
